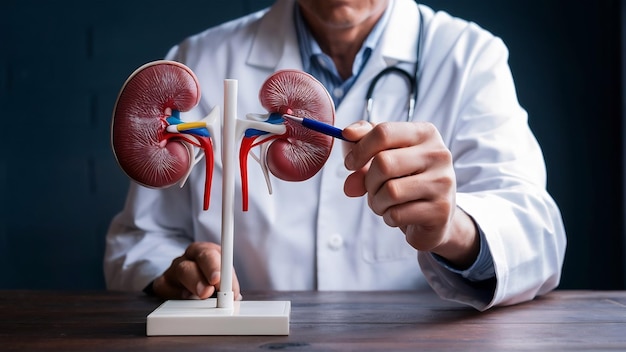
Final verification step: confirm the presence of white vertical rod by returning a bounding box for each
[622,0,626,287]
[217,79,237,309]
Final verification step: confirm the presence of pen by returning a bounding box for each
[283,114,350,141]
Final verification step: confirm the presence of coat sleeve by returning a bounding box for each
[103,182,196,292]
[416,12,567,310]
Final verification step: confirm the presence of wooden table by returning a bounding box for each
[1,290,625,351]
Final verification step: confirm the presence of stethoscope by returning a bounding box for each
[365,6,424,122]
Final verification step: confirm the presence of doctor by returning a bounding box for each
[104,0,566,311]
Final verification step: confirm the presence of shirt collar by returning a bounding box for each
[294,1,393,77]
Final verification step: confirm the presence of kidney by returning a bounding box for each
[239,69,336,210]
[111,60,215,210]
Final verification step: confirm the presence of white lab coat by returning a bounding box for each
[104,0,566,310]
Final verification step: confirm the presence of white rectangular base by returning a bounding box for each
[146,299,291,336]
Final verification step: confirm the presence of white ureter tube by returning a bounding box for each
[217,79,237,309]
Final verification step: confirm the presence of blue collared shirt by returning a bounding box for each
[293,4,390,107]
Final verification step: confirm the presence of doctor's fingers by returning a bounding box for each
[344,160,371,197]
[343,143,453,201]
[342,120,375,143]
[183,243,241,299]
[367,161,456,220]
[157,255,241,301]
[344,122,442,171]
[154,256,214,299]
[364,144,454,212]
[152,272,188,300]
[387,200,455,252]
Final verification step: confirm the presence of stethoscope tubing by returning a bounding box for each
[365,5,424,122]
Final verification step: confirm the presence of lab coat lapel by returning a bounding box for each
[359,0,421,88]
[338,0,421,123]
[381,0,421,64]
[246,0,303,72]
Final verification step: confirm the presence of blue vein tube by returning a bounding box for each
[283,114,350,141]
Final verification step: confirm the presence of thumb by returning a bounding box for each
[341,120,375,162]
[342,120,374,142]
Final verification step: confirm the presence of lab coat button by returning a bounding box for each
[328,234,344,251]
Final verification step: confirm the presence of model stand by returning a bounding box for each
[146,80,291,336]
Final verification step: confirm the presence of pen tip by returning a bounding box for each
[283,114,303,122]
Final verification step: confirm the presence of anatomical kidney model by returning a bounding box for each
[111,61,336,211]
[239,69,335,210]
[111,60,217,210]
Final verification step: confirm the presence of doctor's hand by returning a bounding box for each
[152,242,242,300]
[342,121,480,269]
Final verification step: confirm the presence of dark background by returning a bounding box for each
[1,0,623,290]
